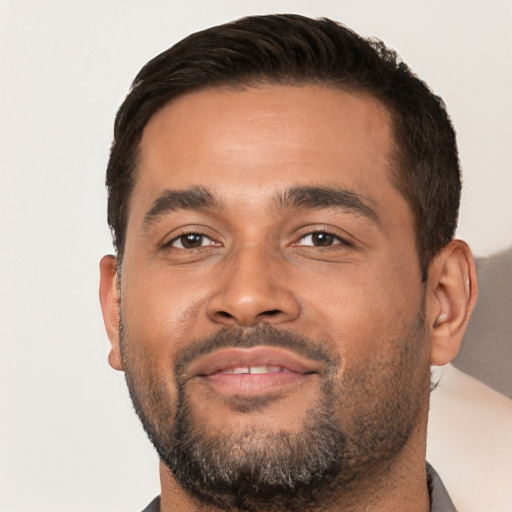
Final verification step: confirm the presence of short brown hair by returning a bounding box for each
[106,14,460,279]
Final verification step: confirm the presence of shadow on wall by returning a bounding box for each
[454,246,512,398]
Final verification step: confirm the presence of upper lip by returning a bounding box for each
[183,346,325,380]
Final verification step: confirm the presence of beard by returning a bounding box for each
[120,311,429,511]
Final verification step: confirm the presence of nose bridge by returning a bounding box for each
[207,241,299,327]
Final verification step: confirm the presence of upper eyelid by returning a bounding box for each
[296,231,352,246]
[160,222,221,241]
[301,231,343,241]
[159,223,357,249]
[293,224,355,242]
[162,231,217,249]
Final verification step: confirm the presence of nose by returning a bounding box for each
[206,245,300,327]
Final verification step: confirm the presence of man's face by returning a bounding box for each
[110,84,431,507]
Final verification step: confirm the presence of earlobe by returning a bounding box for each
[427,240,478,366]
[99,255,124,371]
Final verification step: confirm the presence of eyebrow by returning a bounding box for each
[276,186,379,224]
[143,184,379,230]
[143,186,219,229]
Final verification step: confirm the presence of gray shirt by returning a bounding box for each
[427,463,457,511]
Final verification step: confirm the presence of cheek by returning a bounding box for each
[299,259,424,358]
[120,261,213,349]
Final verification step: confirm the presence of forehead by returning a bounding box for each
[134,84,400,215]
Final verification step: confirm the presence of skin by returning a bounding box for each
[100,84,477,511]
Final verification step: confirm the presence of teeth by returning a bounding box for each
[219,365,283,375]
[232,367,250,375]
[250,365,282,374]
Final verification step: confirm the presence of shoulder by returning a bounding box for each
[140,496,160,512]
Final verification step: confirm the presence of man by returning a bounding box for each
[99,14,477,512]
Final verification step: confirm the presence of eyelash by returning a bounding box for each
[164,229,352,250]
[164,232,218,250]
[296,230,352,248]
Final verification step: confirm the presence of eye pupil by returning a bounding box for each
[181,234,203,248]
[312,232,334,246]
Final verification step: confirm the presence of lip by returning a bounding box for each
[183,346,324,395]
[185,346,325,379]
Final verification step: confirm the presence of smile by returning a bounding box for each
[184,346,322,395]
[216,365,288,375]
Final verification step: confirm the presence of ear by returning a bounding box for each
[426,240,478,366]
[99,255,124,371]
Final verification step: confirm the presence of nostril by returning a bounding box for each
[218,311,234,319]
[261,309,281,317]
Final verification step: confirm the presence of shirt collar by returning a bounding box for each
[427,462,457,511]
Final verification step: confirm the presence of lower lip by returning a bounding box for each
[201,371,310,394]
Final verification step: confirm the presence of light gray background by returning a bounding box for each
[1,1,511,511]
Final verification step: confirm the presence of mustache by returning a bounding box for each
[173,323,340,379]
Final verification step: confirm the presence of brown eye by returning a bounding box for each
[170,233,212,249]
[311,232,335,246]
[299,232,342,247]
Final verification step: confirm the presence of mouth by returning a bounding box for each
[213,365,290,375]
[184,346,323,395]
